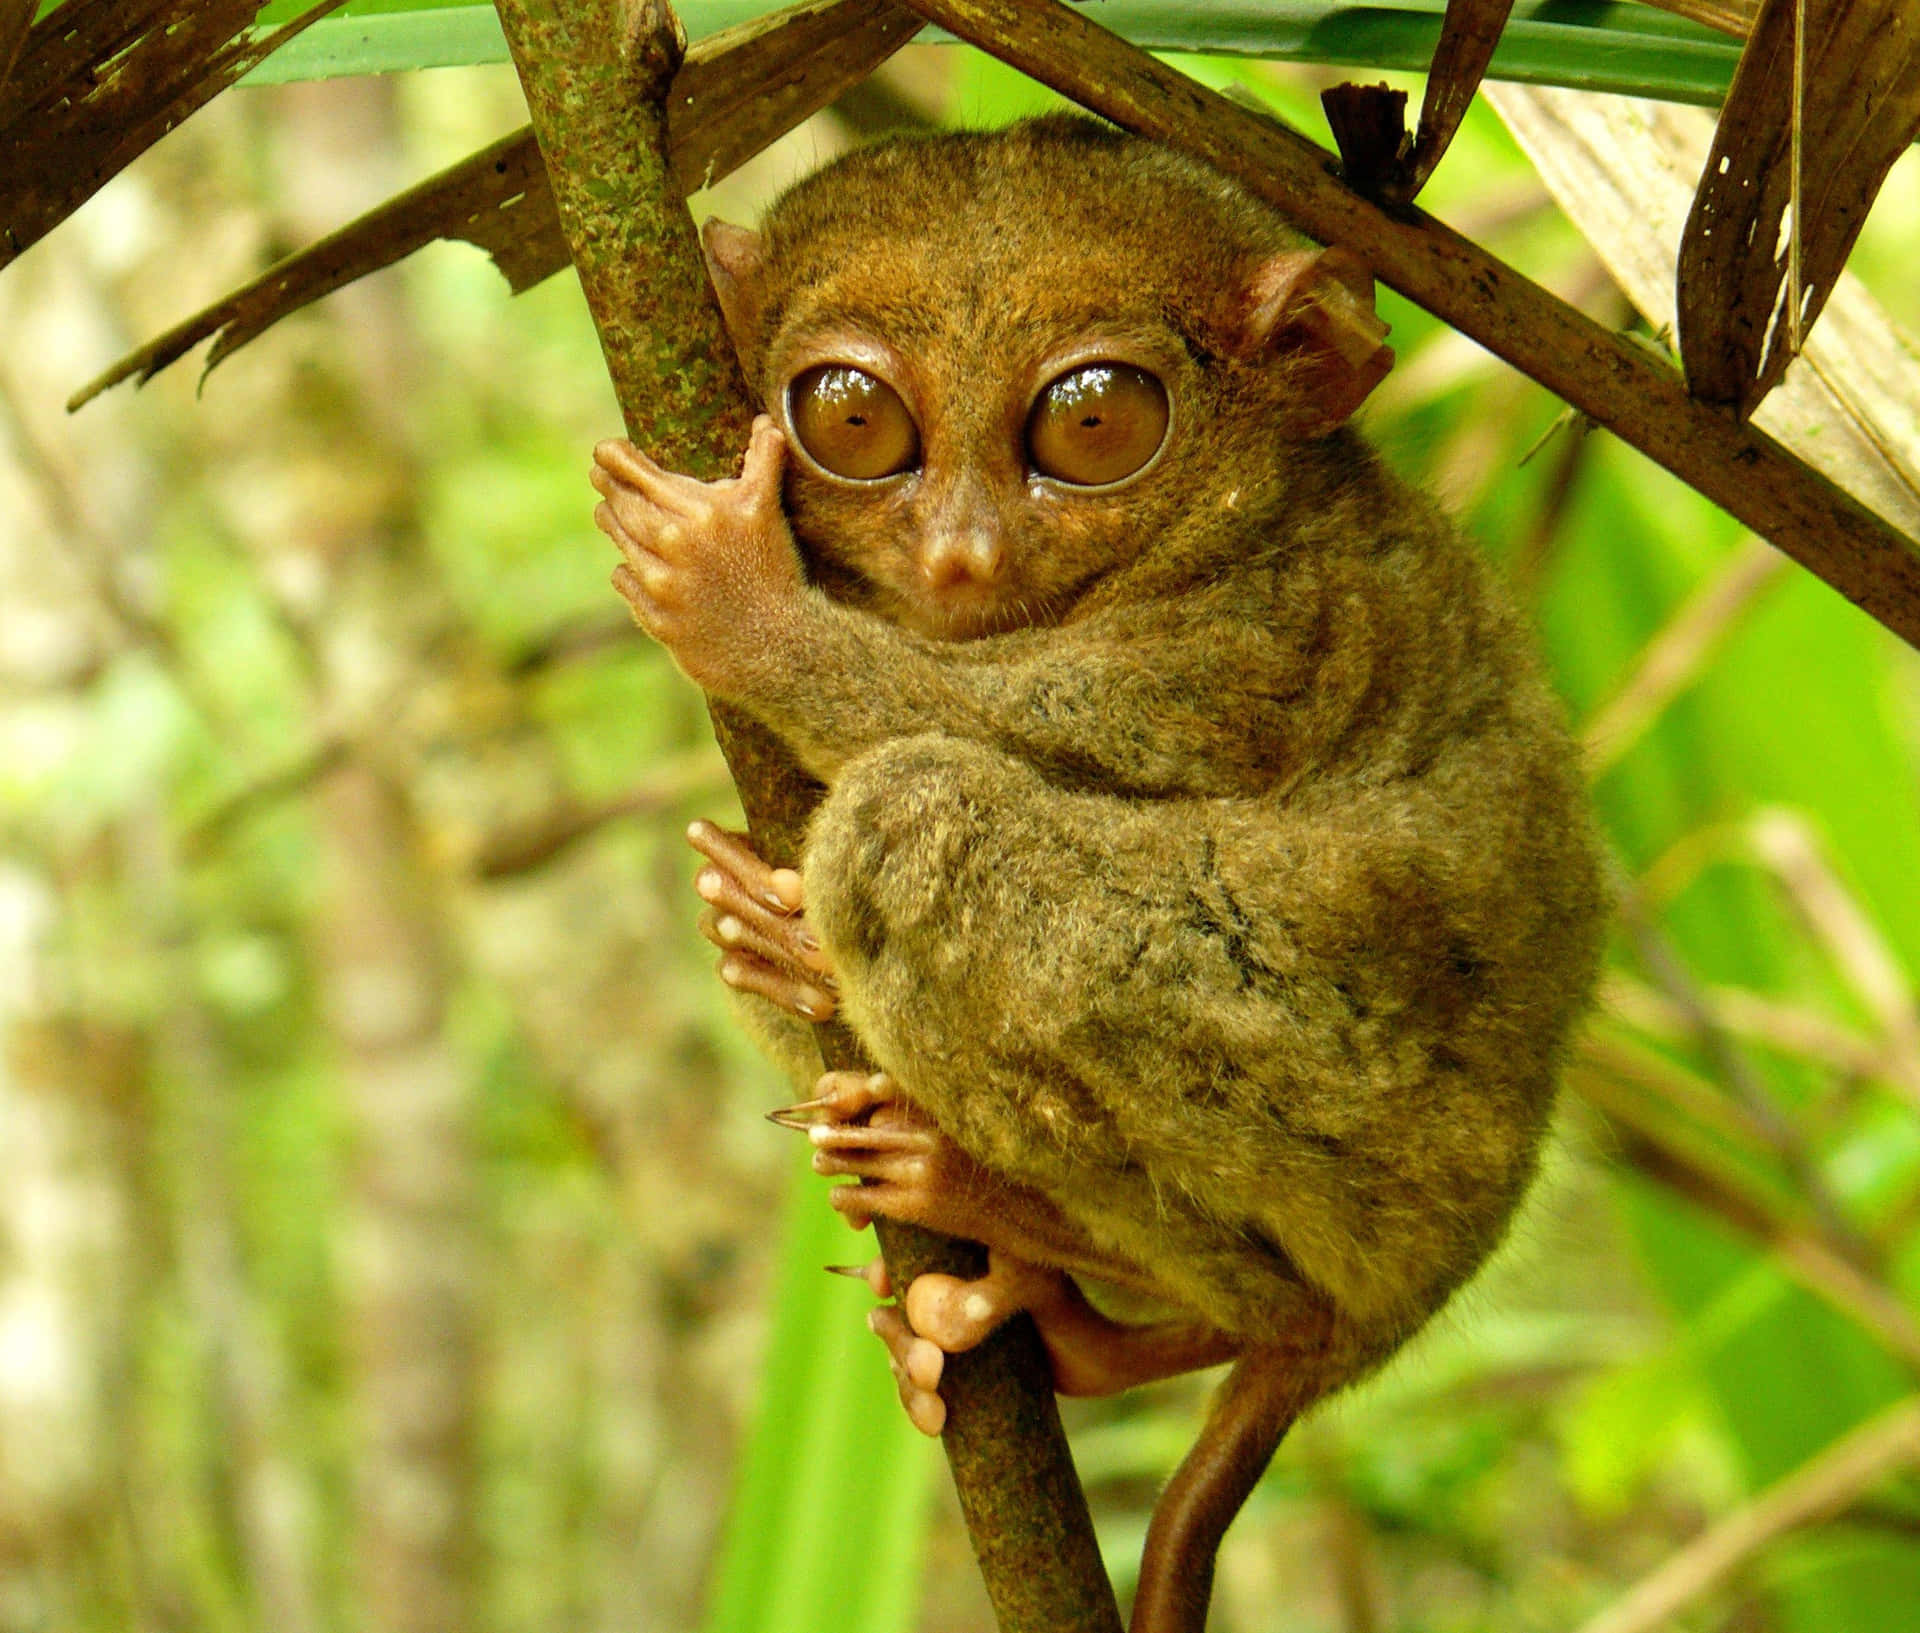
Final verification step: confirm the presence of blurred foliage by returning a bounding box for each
[2,32,1920,1633]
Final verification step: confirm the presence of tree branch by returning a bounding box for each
[487,3,1118,1628]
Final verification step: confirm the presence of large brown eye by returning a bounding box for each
[788,365,920,480]
[1027,364,1169,486]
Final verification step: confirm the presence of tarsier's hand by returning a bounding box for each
[687,820,837,1022]
[591,416,804,697]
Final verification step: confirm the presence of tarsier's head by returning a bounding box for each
[702,115,1394,641]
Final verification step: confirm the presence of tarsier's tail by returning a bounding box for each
[1128,1296,1353,1633]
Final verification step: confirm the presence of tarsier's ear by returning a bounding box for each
[700,219,767,354]
[1237,246,1395,435]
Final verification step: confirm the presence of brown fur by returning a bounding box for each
[709,116,1606,1387]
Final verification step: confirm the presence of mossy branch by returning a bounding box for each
[487,2,1119,1627]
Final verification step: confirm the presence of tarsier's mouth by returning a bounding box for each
[913,589,1039,643]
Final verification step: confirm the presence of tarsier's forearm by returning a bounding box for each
[747,589,1308,798]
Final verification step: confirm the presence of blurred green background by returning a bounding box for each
[3,22,1920,1633]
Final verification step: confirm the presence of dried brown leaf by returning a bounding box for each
[0,0,346,270]
[69,0,922,407]
[0,0,30,98]
[70,126,559,409]
[1487,86,1920,543]
[1678,0,1920,416]
[1402,0,1515,196]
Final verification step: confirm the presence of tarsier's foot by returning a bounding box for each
[785,1071,1005,1236]
[845,1250,1070,1435]
[855,1249,1246,1434]
[686,820,837,1021]
[778,1072,1165,1287]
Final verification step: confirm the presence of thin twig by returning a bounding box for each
[1573,1394,1920,1633]
[471,748,730,877]
[1574,1065,1920,1373]
[1506,398,1591,601]
[1581,535,1789,775]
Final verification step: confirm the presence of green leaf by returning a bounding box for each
[238,0,1742,101]
[702,1154,937,1633]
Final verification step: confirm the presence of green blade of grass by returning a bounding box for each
[702,1154,937,1633]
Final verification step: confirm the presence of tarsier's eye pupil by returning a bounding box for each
[788,365,919,480]
[1028,364,1169,486]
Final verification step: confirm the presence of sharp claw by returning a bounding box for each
[824,1263,869,1279]
[766,1096,833,1130]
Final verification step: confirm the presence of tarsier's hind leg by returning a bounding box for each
[807,729,1526,1338]
[783,1069,1248,1414]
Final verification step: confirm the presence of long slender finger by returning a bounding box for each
[737,416,788,500]
[766,1072,895,1129]
[598,509,673,588]
[811,1138,929,1178]
[806,1122,932,1155]
[591,439,712,518]
[611,564,666,633]
[694,869,832,976]
[590,466,678,542]
[697,904,832,989]
[687,820,803,914]
[717,950,834,1021]
[828,1181,879,1229]
[816,1069,897,1117]
[813,1139,931,1182]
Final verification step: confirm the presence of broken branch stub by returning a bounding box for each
[1322,0,1514,202]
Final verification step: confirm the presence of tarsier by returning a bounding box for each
[591,116,1606,1632]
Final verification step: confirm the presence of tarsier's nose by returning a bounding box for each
[922,525,1005,591]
